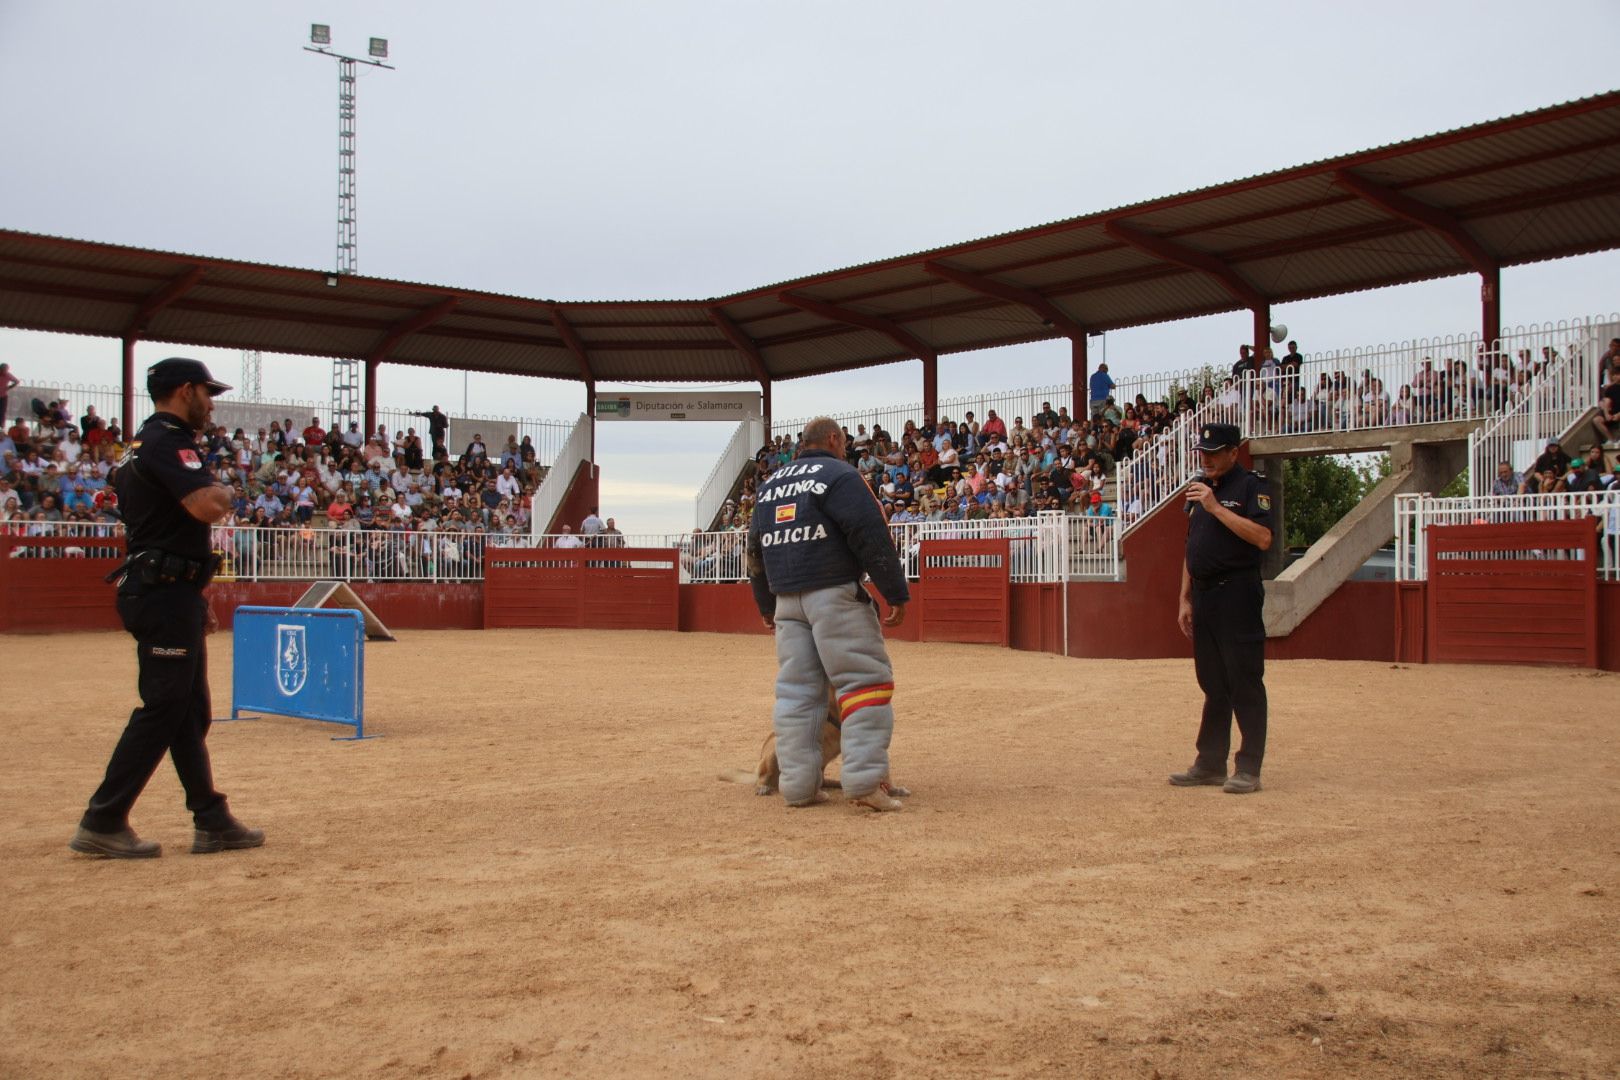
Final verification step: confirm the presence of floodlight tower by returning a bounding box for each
[305,23,394,431]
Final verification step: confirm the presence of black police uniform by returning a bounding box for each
[1185,459,1272,778]
[79,410,233,835]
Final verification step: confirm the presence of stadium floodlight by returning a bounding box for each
[369,37,388,58]
[310,24,331,45]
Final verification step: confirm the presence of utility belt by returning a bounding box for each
[105,549,221,589]
[1190,567,1259,593]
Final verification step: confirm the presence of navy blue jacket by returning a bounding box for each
[747,449,909,615]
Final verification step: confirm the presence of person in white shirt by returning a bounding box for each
[497,468,523,499]
[554,524,583,548]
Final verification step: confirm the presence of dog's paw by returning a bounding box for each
[754,785,776,796]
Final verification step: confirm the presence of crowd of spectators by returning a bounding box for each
[717,401,1145,531]
[1,399,126,529]
[1,397,572,576]
[1194,339,1620,438]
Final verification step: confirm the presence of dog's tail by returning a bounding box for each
[715,768,757,785]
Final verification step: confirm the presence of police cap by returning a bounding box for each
[1194,422,1242,451]
[147,357,232,399]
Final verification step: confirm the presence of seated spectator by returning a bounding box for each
[1595,368,1620,445]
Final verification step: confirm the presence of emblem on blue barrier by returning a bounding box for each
[276,624,307,695]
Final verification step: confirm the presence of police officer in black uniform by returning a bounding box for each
[70,358,264,858]
[1170,422,1274,795]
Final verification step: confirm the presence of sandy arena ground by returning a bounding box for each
[1,629,1617,1079]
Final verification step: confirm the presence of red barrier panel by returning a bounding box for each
[918,539,1010,646]
[1425,519,1598,667]
[0,534,125,633]
[484,547,679,630]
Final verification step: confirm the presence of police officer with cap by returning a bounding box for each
[1170,422,1273,795]
[70,358,264,858]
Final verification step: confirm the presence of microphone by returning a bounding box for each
[1185,471,1207,515]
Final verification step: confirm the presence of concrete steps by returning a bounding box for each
[1262,439,1466,637]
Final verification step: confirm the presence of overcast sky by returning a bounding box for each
[3,0,1618,534]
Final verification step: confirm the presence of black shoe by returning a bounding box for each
[70,826,161,859]
[191,821,265,854]
[1168,763,1227,787]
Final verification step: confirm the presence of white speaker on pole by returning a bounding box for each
[1270,323,1289,344]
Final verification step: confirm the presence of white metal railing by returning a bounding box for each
[1394,491,1620,582]
[4,515,1121,584]
[212,524,490,582]
[1468,315,1620,497]
[1115,314,1620,534]
[693,417,765,528]
[0,518,126,558]
[773,382,1073,441]
[527,413,593,538]
[10,381,576,467]
[1234,315,1618,442]
[1115,392,1240,533]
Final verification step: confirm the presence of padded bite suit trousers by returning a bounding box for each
[771,583,895,804]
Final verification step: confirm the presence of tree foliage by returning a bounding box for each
[1280,456,1366,549]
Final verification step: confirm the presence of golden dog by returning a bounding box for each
[720,687,910,799]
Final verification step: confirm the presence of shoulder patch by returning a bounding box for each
[178,448,203,470]
[1257,493,1271,511]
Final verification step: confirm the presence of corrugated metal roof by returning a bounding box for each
[1,90,1618,385]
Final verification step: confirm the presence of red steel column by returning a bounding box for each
[1253,305,1272,356]
[121,335,137,435]
[1481,268,1501,349]
[922,354,938,428]
[1071,334,1088,418]
[364,357,379,440]
[760,380,772,442]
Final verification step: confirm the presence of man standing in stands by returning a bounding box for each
[0,362,17,428]
[412,405,450,455]
[1088,363,1116,419]
[747,417,908,812]
[70,358,263,859]
[1172,422,1273,796]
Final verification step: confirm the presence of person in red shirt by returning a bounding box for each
[981,409,1008,440]
[302,417,326,445]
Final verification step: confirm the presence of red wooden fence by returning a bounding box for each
[1425,519,1598,667]
[483,547,680,631]
[918,538,1011,646]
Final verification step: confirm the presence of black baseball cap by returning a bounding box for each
[147,357,231,398]
[1194,422,1242,451]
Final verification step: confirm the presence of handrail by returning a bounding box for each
[527,413,593,537]
[1467,315,1620,495]
[693,417,765,528]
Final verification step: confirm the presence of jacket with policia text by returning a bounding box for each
[746,449,909,617]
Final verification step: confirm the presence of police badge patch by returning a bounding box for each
[178,448,203,470]
[276,624,307,696]
[1257,494,1271,511]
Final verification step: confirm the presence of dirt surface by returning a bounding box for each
[2,630,1617,1079]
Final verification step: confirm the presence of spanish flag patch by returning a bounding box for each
[837,682,895,724]
[775,503,797,523]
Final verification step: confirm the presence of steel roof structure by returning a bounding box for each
[2,89,1618,426]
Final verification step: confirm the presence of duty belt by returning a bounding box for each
[105,549,221,589]
[1191,568,1259,592]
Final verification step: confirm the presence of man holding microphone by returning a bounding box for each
[1171,423,1273,795]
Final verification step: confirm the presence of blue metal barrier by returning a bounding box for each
[231,606,373,740]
